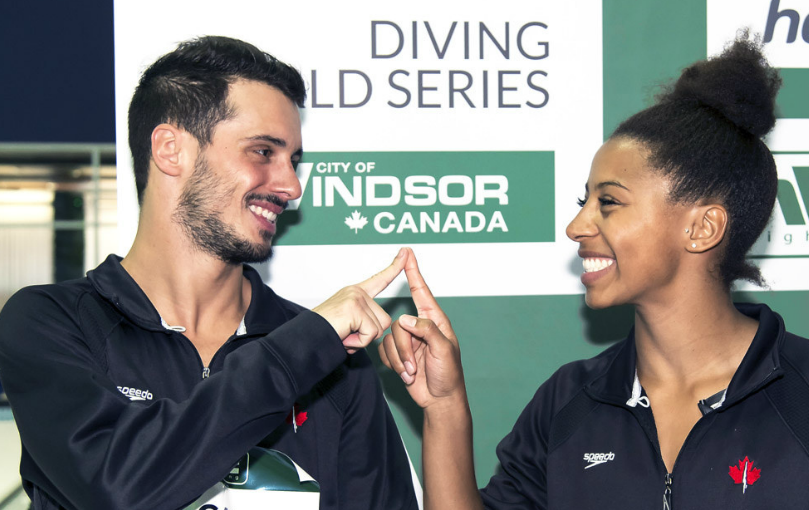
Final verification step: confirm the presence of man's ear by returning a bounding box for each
[151,124,189,177]
[686,205,728,253]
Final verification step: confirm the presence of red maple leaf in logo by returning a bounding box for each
[729,457,761,486]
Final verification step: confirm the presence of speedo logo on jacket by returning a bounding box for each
[117,386,153,401]
[583,452,615,469]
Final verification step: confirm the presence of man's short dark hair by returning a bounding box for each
[127,36,307,204]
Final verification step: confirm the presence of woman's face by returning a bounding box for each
[566,138,690,309]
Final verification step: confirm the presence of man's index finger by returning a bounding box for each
[357,249,408,298]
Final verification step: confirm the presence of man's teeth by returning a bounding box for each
[248,205,278,223]
[582,258,614,273]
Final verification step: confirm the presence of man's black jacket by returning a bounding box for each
[0,255,417,510]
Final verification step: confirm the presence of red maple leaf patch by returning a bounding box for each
[293,411,308,426]
[285,408,308,427]
[729,456,761,485]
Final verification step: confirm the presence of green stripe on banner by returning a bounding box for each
[377,290,809,482]
[602,0,707,138]
[777,69,809,118]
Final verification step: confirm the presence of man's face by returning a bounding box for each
[173,79,303,264]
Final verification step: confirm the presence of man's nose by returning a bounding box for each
[270,160,302,201]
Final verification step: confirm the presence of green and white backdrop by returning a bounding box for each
[114,0,809,483]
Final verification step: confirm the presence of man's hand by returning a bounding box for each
[378,248,467,409]
[313,248,408,353]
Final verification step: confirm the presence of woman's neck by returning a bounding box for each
[633,284,759,395]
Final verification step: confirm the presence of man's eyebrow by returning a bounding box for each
[246,135,303,157]
[247,134,287,147]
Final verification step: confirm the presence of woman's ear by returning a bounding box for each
[686,205,728,253]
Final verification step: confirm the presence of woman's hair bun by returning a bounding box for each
[665,32,781,138]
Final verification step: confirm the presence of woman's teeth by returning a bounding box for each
[582,258,614,273]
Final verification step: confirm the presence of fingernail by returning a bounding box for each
[404,360,416,375]
[397,247,405,258]
[400,371,415,385]
[400,314,417,327]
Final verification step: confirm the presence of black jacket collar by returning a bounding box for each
[586,303,785,410]
[87,254,297,336]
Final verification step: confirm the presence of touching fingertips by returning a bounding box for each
[400,314,417,327]
[404,360,416,375]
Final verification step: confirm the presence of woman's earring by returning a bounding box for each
[691,243,697,248]
[685,228,690,233]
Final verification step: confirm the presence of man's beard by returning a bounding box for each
[173,155,279,265]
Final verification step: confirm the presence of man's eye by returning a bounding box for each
[255,149,271,158]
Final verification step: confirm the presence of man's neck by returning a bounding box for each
[121,233,252,344]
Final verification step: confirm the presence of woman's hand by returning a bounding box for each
[378,248,467,409]
[380,248,482,510]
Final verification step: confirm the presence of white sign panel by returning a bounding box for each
[114,1,601,302]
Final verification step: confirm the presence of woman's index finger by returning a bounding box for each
[404,249,448,322]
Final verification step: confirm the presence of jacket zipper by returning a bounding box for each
[202,334,241,379]
[163,330,241,380]
[663,472,672,509]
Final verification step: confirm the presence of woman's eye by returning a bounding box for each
[598,197,619,206]
[576,197,586,207]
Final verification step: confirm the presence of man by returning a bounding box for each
[0,36,418,510]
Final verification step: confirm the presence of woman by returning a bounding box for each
[381,36,809,509]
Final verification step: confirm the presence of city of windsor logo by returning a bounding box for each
[278,152,555,245]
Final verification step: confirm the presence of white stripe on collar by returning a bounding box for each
[160,317,186,333]
[236,316,247,336]
[160,317,246,335]
[626,369,651,408]
[710,389,728,410]
[626,369,729,413]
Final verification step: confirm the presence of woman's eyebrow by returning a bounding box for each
[596,180,630,192]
